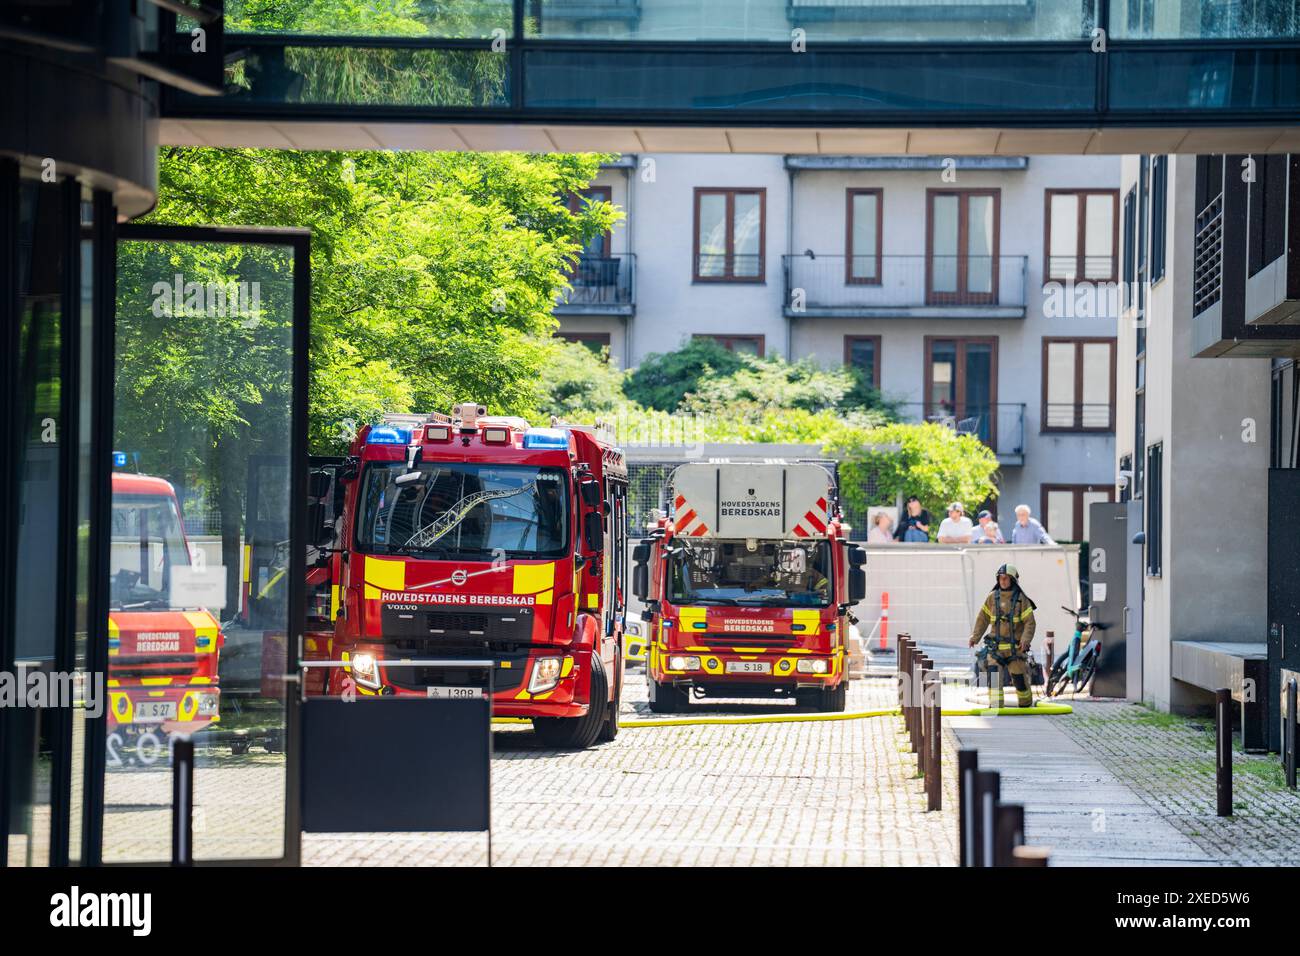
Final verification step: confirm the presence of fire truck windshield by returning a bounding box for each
[667,539,832,607]
[110,493,192,610]
[356,463,569,559]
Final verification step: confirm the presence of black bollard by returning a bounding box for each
[927,678,942,812]
[993,803,1025,867]
[1286,678,1297,791]
[172,736,195,866]
[1215,688,1232,817]
[958,749,979,867]
[974,769,1001,868]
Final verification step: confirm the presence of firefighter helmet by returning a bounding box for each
[996,563,1020,582]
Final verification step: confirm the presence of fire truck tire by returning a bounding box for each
[533,655,609,750]
[647,678,687,714]
[598,651,622,742]
[820,681,848,713]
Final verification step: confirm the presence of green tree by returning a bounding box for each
[824,421,1001,536]
[532,337,626,418]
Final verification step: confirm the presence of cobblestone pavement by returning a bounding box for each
[1052,700,1300,866]
[303,670,958,866]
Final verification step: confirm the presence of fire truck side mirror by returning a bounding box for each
[632,560,649,601]
[583,510,604,553]
[847,544,867,568]
[641,599,660,621]
[308,469,332,499]
[579,479,601,508]
[306,502,334,547]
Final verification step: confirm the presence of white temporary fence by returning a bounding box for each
[860,543,1082,649]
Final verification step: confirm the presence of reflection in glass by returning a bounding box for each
[7,179,66,867]
[530,0,1095,40]
[106,240,295,861]
[225,0,513,38]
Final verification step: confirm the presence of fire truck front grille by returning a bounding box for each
[702,634,797,647]
[380,605,534,643]
[383,641,529,692]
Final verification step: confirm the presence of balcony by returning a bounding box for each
[783,255,1026,319]
[894,402,1026,466]
[555,253,635,316]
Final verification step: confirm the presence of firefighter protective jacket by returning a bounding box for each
[969,587,1037,651]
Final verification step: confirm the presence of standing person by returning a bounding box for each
[973,509,1004,543]
[1009,504,1055,545]
[867,511,895,543]
[937,502,974,543]
[893,496,932,542]
[967,563,1037,708]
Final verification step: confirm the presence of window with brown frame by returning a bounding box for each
[556,331,613,361]
[843,335,881,388]
[566,186,613,260]
[926,189,1000,305]
[924,336,998,448]
[693,188,765,282]
[1042,337,1116,432]
[845,188,882,285]
[1044,189,1119,283]
[1041,484,1114,543]
[693,333,765,357]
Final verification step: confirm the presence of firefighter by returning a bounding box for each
[967,563,1037,708]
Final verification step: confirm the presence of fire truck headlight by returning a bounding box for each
[529,657,563,694]
[668,656,701,672]
[796,659,829,674]
[197,693,220,716]
[350,653,381,689]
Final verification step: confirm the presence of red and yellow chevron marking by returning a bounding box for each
[673,493,710,537]
[791,496,829,538]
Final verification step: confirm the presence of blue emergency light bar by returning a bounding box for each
[523,428,568,450]
[367,426,412,445]
[112,451,128,467]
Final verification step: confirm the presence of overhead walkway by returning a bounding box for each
[161,1,1300,154]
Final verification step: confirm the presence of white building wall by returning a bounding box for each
[1116,154,1273,712]
[564,152,1121,533]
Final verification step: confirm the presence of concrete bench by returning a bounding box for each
[1171,641,1268,752]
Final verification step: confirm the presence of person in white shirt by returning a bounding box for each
[937,502,974,543]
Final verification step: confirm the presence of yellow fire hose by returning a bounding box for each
[492,701,1072,728]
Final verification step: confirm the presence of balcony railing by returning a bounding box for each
[1043,402,1114,431]
[894,402,1026,464]
[1193,192,1224,317]
[556,253,635,314]
[783,254,1026,317]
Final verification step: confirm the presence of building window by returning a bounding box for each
[693,333,765,356]
[1145,442,1162,576]
[845,188,882,284]
[1044,189,1118,282]
[1137,155,1149,325]
[844,335,881,388]
[1122,187,1136,309]
[1247,153,1289,279]
[566,186,612,260]
[1042,338,1116,431]
[1150,156,1167,283]
[1133,386,1145,497]
[926,189,1000,305]
[1041,484,1114,543]
[693,188,765,282]
[924,336,997,446]
[556,331,612,360]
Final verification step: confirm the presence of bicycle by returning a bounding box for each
[1045,605,1105,697]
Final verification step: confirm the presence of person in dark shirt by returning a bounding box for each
[894,496,932,542]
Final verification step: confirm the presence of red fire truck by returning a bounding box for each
[633,461,865,713]
[108,471,224,735]
[307,404,629,750]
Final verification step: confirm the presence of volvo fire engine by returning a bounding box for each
[633,461,866,713]
[306,404,629,750]
[108,472,224,735]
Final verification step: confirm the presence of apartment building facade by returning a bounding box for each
[557,153,1121,540]
[1112,151,1300,740]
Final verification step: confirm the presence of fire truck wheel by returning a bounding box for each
[598,652,622,742]
[820,681,848,713]
[647,678,687,714]
[532,655,609,751]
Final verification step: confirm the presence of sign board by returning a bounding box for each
[671,462,833,539]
